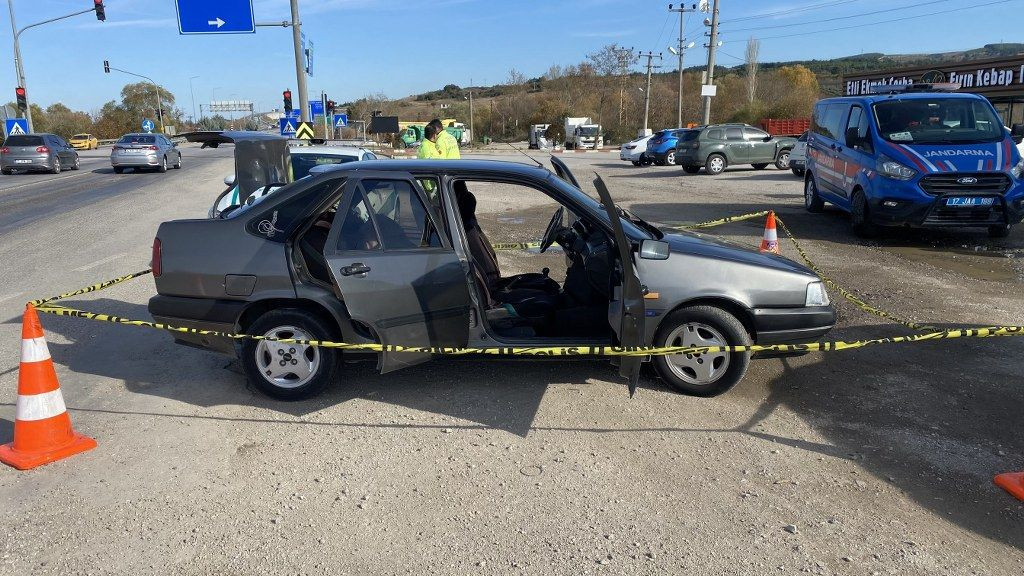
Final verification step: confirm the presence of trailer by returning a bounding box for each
[760,118,811,137]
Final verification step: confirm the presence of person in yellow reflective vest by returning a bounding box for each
[428,118,461,159]
[417,124,443,159]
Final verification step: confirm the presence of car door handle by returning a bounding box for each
[339,263,371,277]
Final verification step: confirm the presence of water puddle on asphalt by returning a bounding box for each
[881,244,1022,282]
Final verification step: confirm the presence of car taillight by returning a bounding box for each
[151,237,162,277]
[0,147,8,154]
[148,145,158,151]
[36,146,49,153]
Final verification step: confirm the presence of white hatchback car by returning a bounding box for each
[620,135,654,166]
[789,131,808,177]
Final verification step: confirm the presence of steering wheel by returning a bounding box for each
[540,207,566,253]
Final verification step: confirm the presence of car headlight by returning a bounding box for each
[805,281,830,307]
[877,154,917,181]
[1012,157,1024,179]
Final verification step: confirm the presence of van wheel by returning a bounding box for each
[804,174,824,212]
[241,309,339,400]
[988,224,1011,238]
[705,153,727,175]
[775,150,791,169]
[851,190,878,238]
[653,306,752,397]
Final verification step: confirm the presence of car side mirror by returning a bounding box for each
[223,175,236,187]
[639,239,670,260]
[1011,123,1024,144]
[763,135,772,142]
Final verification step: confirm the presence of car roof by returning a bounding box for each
[289,145,369,155]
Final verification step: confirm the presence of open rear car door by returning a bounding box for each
[322,171,472,373]
[593,176,646,396]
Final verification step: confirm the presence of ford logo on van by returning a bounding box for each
[956,177,978,185]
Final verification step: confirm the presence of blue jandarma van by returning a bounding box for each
[804,84,1024,238]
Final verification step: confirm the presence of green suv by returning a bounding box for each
[675,124,797,175]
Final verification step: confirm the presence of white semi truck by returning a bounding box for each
[528,124,550,149]
[564,117,603,149]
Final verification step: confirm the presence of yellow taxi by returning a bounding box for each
[69,133,99,150]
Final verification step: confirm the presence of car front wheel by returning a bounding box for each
[705,153,727,175]
[775,150,791,169]
[652,305,752,397]
[241,309,339,400]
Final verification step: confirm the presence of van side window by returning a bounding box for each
[813,103,846,140]
[845,105,873,153]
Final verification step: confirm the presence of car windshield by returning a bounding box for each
[579,127,599,136]
[72,134,90,139]
[873,97,1004,144]
[3,135,42,146]
[291,153,358,179]
[119,135,155,144]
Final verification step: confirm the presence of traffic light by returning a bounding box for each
[326,100,336,115]
[103,60,110,74]
[15,86,26,111]
[283,90,292,114]
[94,1,106,21]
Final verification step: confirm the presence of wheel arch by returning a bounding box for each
[236,296,357,343]
[654,296,757,343]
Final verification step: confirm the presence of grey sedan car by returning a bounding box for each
[1,133,80,174]
[149,154,835,400]
[111,133,181,173]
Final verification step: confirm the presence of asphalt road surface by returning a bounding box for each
[0,148,1021,575]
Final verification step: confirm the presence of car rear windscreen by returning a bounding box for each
[119,135,155,144]
[3,135,43,147]
[677,130,700,141]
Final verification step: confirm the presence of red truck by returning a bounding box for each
[760,118,810,137]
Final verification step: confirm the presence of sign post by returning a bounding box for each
[175,0,255,34]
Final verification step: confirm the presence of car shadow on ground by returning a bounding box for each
[751,322,1024,550]
[2,298,664,437]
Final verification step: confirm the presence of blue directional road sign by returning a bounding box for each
[279,118,297,137]
[309,100,324,118]
[141,119,155,133]
[333,114,348,128]
[175,0,255,35]
[286,109,300,120]
[5,118,28,137]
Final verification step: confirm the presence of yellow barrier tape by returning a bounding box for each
[491,241,542,251]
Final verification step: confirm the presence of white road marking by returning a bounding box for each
[0,172,80,192]
[0,292,24,303]
[74,252,127,272]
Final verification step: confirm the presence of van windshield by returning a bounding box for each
[873,98,1004,144]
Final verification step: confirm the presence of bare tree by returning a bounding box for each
[745,37,760,104]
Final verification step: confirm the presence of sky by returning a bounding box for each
[1,0,1021,118]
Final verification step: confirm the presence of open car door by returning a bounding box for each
[322,171,471,373]
[593,176,646,396]
[182,131,291,213]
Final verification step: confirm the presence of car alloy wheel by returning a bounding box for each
[50,156,60,174]
[254,326,320,390]
[653,305,751,397]
[158,156,168,173]
[663,322,731,384]
[174,153,182,169]
[666,151,676,165]
[775,151,791,169]
[706,154,726,175]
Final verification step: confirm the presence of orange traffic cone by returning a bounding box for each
[995,472,1024,501]
[759,211,780,254]
[0,304,96,470]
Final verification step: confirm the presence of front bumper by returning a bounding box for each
[867,175,1024,228]
[752,305,836,344]
[111,152,160,167]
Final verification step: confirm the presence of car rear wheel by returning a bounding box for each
[49,156,61,174]
[804,174,824,212]
[988,224,1011,238]
[665,151,676,165]
[653,305,752,397]
[174,153,182,169]
[241,309,339,400]
[683,166,701,174]
[775,150,791,169]
[705,153,727,175]
[158,156,168,173]
[752,163,769,170]
[851,190,878,238]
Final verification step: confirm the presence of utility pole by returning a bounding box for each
[611,46,634,125]
[289,0,309,122]
[669,3,696,128]
[638,50,663,133]
[468,78,474,148]
[701,0,721,125]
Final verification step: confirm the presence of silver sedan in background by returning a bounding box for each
[110,133,181,174]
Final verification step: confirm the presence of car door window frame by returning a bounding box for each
[845,104,874,154]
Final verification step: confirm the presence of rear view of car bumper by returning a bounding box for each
[111,153,160,167]
[752,305,835,344]
[149,295,245,355]
[1,156,54,171]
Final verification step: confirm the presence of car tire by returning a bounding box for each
[988,224,1011,238]
[791,166,805,177]
[665,151,676,165]
[804,174,824,213]
[71,155,80,170]
[775,149,791,169]
[50,157,60,174]
[1,168,12,175]
[851,190,878,238]
[631,160,641,166]
[174,153,182,169]
[241,308,339,401]
[113,166,124,174]
[653,305,752,397]
[158,156,168,173]
[752,163,769,170]
[683,166,701,174]
[705,153,727,175]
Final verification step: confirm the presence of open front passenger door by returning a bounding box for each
[593,176,646,396]
[323,171,472,373]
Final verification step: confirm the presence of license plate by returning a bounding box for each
[945,197,994,207]
[126,149,146,154]
[14,159,31,164]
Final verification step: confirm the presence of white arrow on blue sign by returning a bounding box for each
[334,114,348,128]
[142,119,155,133]
[280,118,297,137]
[5,118,28,137]
[175,0,255,35]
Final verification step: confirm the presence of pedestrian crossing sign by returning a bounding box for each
[5,118,28,137]
[279,118,297,137]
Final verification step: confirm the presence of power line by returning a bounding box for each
[721,0,950,32]
[650,11,673,55]
[723,0,859,23]
[728,0,1016,42]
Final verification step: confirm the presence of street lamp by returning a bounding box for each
[189,75,200,126]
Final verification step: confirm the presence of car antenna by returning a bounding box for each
[506,142,544,168]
